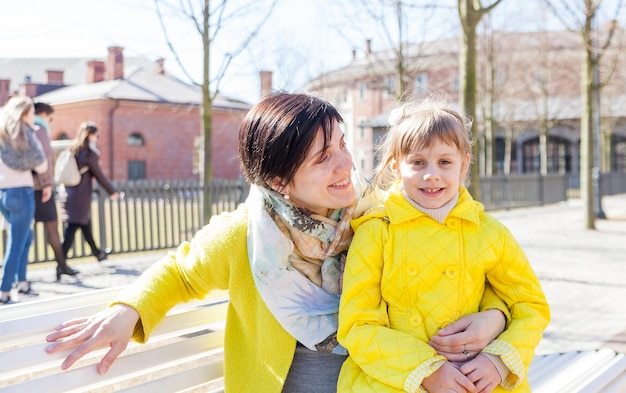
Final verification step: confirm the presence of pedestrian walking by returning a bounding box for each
[59,121,118,262]
[32,102,79,280]
[0,96,47,304]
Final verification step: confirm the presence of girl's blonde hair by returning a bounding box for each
[0,96,34,150]
[372,95,474,190]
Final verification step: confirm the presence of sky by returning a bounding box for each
[1,0,624,104]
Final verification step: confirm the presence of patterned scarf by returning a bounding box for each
[247,185,357,354]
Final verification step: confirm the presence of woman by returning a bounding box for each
[0,96,48,304]
[32,102,79,280]
[59,121,118,262]
[46,93,507,392]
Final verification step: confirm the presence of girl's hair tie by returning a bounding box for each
[387,104,406,126]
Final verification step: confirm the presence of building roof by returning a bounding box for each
[0,54,252,110]
[0,56,155,87]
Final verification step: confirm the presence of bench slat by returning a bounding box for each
[116,362,224,393]
[579,354,626,393]
[1,332,224,393]
[0,289,228,392]
[530,349,626,393]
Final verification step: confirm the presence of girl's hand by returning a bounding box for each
[45,304,139,375]
[461,354,502,393]
[422,361,477,393]
[428,309,506,362]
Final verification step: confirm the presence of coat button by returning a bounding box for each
[447,219,458,229]
[445,267,458,279]
[406,264,418,276]
[410,315,422,327]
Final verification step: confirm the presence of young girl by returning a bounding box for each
[338,98,550,393]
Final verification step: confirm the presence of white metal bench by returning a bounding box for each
[0,287,228,393]
[529,348,626,393]
[2,287,626,393]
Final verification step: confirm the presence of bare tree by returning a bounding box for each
[329,1,455,101]
[544,0,623,229]
[154,0,277,223]
[457,0,504,199]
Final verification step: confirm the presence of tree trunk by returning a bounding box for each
[581,18,595,229]
[202,0,213,224]
[458,0,481,198]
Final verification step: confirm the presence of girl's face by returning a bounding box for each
[392,138,470,209]
[278,123,356,216]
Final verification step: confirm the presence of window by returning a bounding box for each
[127,132,145,147]
[613,135,626,172]
[522,136,572,174]
[358,82,366,101]
[385,77,396,97]
[413,73,428,94]
[128,161,146,180]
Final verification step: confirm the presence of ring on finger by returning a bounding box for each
[462,344,471,361]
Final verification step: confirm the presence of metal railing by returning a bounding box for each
[2,179,249,265]
[3,172,625,265]
[479,174,568,211]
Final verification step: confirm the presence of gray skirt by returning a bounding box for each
[282,343,347,393]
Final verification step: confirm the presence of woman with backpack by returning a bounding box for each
[58,121,118,265]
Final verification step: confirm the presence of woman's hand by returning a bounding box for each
[41,186,52,203]
[428,309,506,363]
[45,304,139,374]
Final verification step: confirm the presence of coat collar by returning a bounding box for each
[383,181,482,226]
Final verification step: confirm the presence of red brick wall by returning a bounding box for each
[49,99,247,181]
[212,107,246,179]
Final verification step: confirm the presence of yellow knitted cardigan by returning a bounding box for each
[111,205,297,393]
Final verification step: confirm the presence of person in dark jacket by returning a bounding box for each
[32,102,79,280]
[59,121,118,262]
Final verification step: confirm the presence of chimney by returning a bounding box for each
[155,58,165,75]
[260,70,273,98]
[87,60,106,83]
[46,70,64,85]
[20,83,38,98]
[106,46,124,80]
[0,79,9,106]
[365,39,372,55]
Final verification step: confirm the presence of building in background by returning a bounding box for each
[305,27,626,181]
[0,47,251,181]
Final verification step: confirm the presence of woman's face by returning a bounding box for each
[22,105,35,127]
[279,123,356,216]
[88,131,99,144]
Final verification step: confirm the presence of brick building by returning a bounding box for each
[0,47,252,181]
[305,28,626,180]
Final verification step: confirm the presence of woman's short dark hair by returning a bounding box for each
[238,93,343,189]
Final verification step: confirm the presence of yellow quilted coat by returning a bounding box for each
[337,184,550,393]
[111,205,299,393]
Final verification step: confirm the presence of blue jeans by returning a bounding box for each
[0,187,35,292]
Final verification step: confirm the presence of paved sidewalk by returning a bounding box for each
[14,193,626,356]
